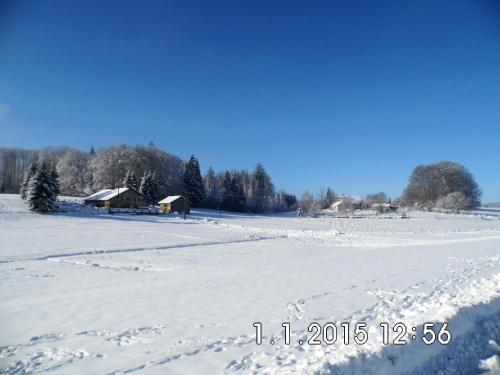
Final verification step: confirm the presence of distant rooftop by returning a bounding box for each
[158,195,183,204]
[336,195,362,203]
[85,188,131,201]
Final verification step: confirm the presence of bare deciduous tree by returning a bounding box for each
[56,150,90,196]
[299,191,314,212]
[366,192,388,205]
[402,161,481,209]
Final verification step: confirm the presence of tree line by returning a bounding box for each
[0,145,298,213]
[296,161,482,212]
[0,146,482,212]
[315,162,480,211]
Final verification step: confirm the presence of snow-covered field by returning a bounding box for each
[1,194,499,375]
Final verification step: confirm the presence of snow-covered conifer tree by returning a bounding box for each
[183,155,205,207]
[321,187,335,209]
[249,163,274,213]
[203,166,218,208]
[25,162,57,212]
[140,171,158,205]
[123,170,139,190]
[49,165,61,197]
[20,162,38,200]
[230,176,246,212]
[149,172,159,204]
[221,171,232,211]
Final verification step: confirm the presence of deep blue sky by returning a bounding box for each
[1,1,499,202]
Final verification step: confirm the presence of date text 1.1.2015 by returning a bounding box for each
[253,322,452,346]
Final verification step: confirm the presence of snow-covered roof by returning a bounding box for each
[158,195,183,204]
[372,202,391,207]
[336,195,362,204]
[85,189,113,201]
[85,188,131,201]
[330,201,342,208]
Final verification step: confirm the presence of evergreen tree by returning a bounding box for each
[230,176,246,212]
[49,165,61,196]
[204,167,216,191]
[25,162,57,212]
[90,145,96,156]
[283,193,298,209]
[250,163,274,213]
[123,170,139,190]
[203,166,218,208]
[321,187,335,209]
[140,171,158,205]
[183,155,205,207]
[326,188,335,204]
[149,172,159,204]
[221,171,232,211]
[20,162,38,200]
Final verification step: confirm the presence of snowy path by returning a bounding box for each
[1,194,500,374]
[0,235,286,264]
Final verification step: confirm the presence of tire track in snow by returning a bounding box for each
[0,235,287,264]
[204,219,500,248]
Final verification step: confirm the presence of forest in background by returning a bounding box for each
[0,145,483,213]
[0,145,298,213]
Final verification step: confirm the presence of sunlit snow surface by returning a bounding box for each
[1,194,499,374]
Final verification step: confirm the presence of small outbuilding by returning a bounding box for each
[84,188,145,208]
[158,195,190,214]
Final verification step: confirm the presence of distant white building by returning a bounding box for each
[330,196,362,212]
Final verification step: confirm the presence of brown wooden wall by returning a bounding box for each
[106,189,144,208]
